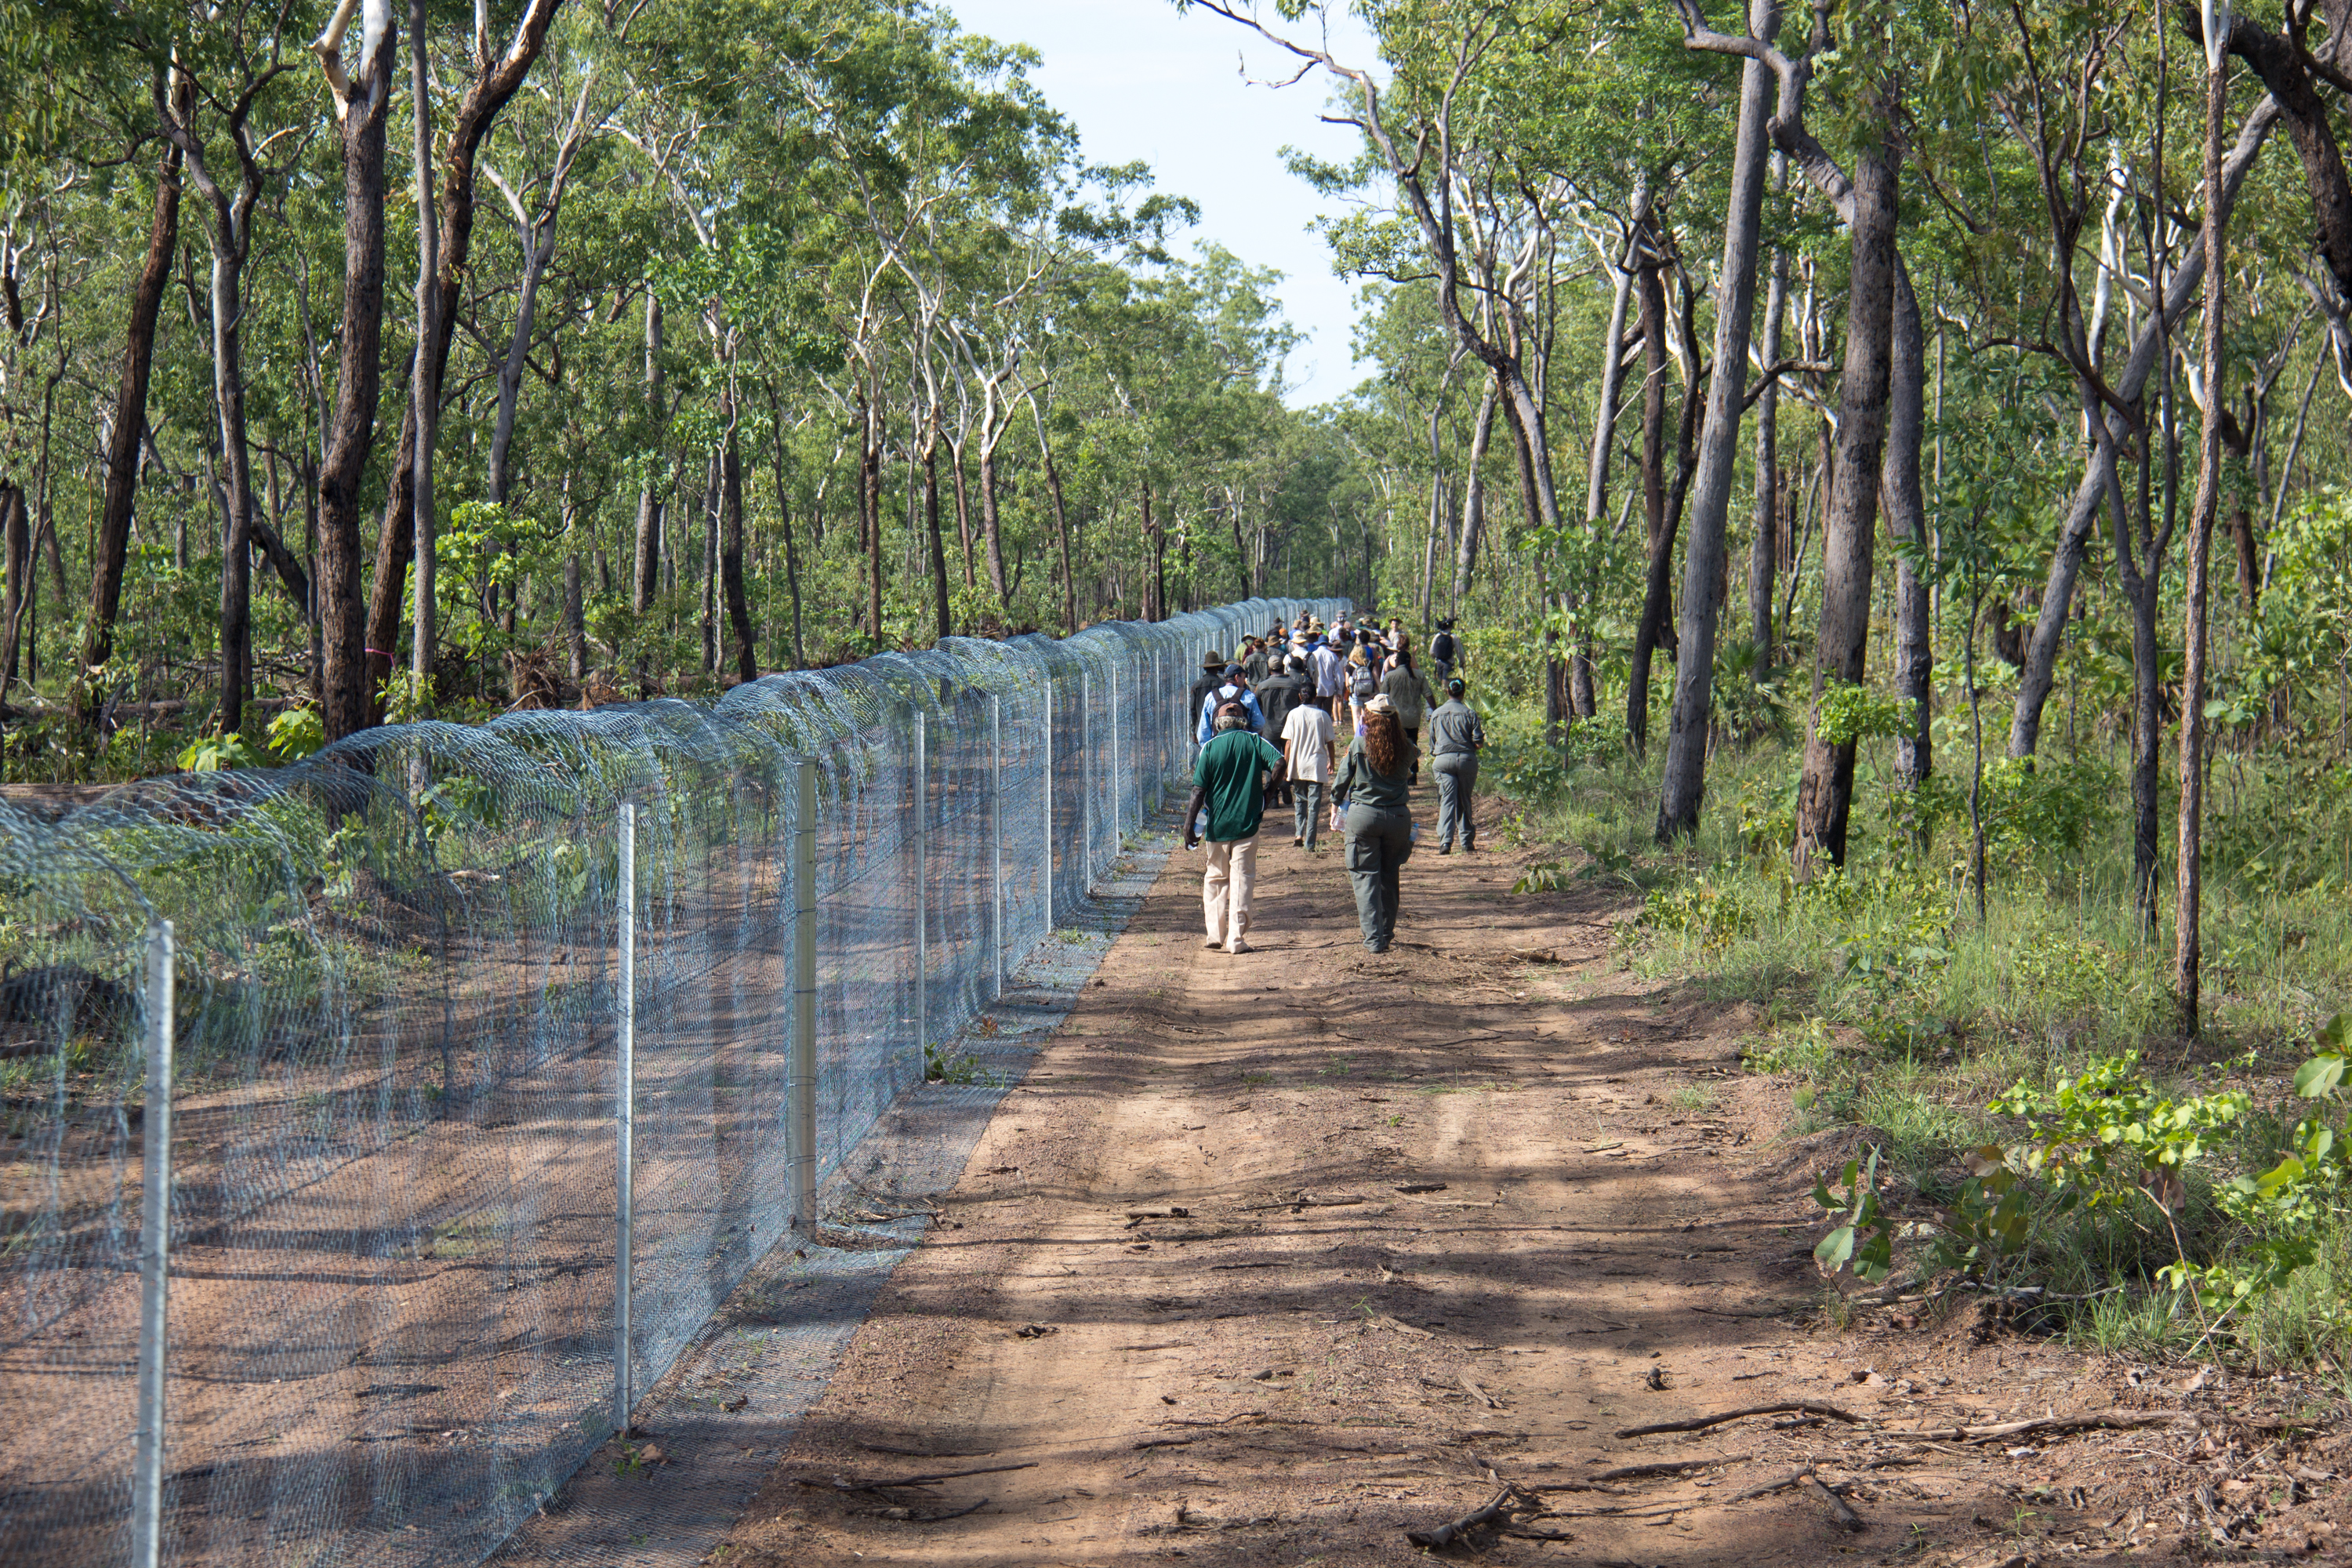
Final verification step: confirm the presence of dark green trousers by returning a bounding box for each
[1345,804,1413,949]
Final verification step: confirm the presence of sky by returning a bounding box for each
[942,0,1384,408]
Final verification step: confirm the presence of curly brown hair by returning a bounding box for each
[1364,708,1406,777]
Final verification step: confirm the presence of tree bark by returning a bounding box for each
[762,381,806,668]
[1453,376,1497,604]
[1659,0,1780,840]
[720,415,755,682]
[1028,390,1077,630]
[563,550,586,684]
[1885,259,1932,789]
[1,484,25,691]
[362,0,568,714]
[633,292,663,614]
[1793,96,1900,878]
[1751,156,1790,670]
[923,412,949,642]
[862,394,884,643]
[1625,195,1671,756]
[2178,42,2228,1036]
[318,25,400,743]
[79,79,189,709]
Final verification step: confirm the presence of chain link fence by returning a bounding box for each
[0,596,1345,1567]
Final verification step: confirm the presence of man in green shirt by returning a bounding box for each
[1183,702,1287,954]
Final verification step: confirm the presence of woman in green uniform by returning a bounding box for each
[1334,695,1416,953]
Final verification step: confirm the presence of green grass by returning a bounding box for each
[1489,702,2352,1369]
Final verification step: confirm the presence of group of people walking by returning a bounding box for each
[1181,612,1483,956]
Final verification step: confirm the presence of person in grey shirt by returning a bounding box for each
[1427,677,1486,854]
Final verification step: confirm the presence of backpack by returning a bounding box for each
[1349,664,1377,700]
[1432,630,1457,663]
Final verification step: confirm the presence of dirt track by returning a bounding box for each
[705,780,2348,1566]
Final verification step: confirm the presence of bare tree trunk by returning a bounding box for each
[564,550,586,683]
[720,414,755,682]
[978,438,1009,608]
[1885,260,1932,788]
[949,437,975,590]
[763,380,805,667]
[406,0,439,713]
[318,28,399,742]
[922,416,949,641]
[1793,90,1900,878]
[1625,198,1671,756]
[1452,377,1497,604]
[1659,0,1780,840]
[633,293,663,614]
[362,0,567,714]
[2178,44,2229,1035]
[862,394,884,643]
[1,485,24,691]
[2005,96,2281,759]
[1751,156,1789,671]
[699,445,720,672]
[1028,390,1077,631]
[79,82,188,708]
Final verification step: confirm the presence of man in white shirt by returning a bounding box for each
[1279,697,1336,850]
[1309,635,1345,720]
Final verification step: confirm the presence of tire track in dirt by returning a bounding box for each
[706,785,2346,1566]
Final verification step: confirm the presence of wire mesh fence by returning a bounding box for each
[0,595,1345,1568]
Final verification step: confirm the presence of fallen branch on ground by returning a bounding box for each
[1403,1484,1534,1548]
[1588,1454,1751,1483]
[1809,1472,1865,1531]
[909,1497,989,1523]
[814,1460,1037,1490]
[1885,1410,2195,1443]
[1725,1467,1816,1504]
[1615,1403,1867,1439]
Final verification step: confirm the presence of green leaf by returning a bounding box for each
[2293,1054,2347,1099]
[1815,1225,1857,1274]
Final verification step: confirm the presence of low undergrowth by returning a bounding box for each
[1490,705,2352,1371]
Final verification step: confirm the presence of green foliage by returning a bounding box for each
[176,733,264,774]
[1813,1148,1896,1284]
[264,707,325,764]
[1813,679,1915,747]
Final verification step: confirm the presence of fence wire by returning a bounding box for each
[0,595,1345,1568]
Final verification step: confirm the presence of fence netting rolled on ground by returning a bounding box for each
[0,596,1345,1567]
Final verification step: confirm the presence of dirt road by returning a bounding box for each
[707,782,2343,1566]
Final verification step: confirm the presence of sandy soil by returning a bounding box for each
[704,782,2347,1568]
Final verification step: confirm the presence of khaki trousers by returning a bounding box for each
[1202,835,1259,947]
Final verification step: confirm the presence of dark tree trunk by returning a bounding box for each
[1625,207,1671,755]
[2,484,26,691]
[923,420,949,642]
[318,34,399,742]
[1793,94,1900,877]
[949,439,975,590]
[862,397,884,644]
[978,443,1009,608]
[79,92,187,708]
[633,294,663,614]
[563,551,586,684]
[764,380,805,667]
[720,423,755,682]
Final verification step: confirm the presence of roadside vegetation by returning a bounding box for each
[1478,673,2352,1376]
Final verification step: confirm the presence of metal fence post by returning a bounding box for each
[912,708,927,1081]
[989,695,1004,997]
[131,919,174,1568]
[1043,680,1055,924]
[614,803,635,1439]
[1080,670,1093,894]
[1111,656,1123,845]
[790,760,818,1231]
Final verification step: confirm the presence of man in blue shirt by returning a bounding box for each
[1183,702,1287,953]
[1195,663,1265,743]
